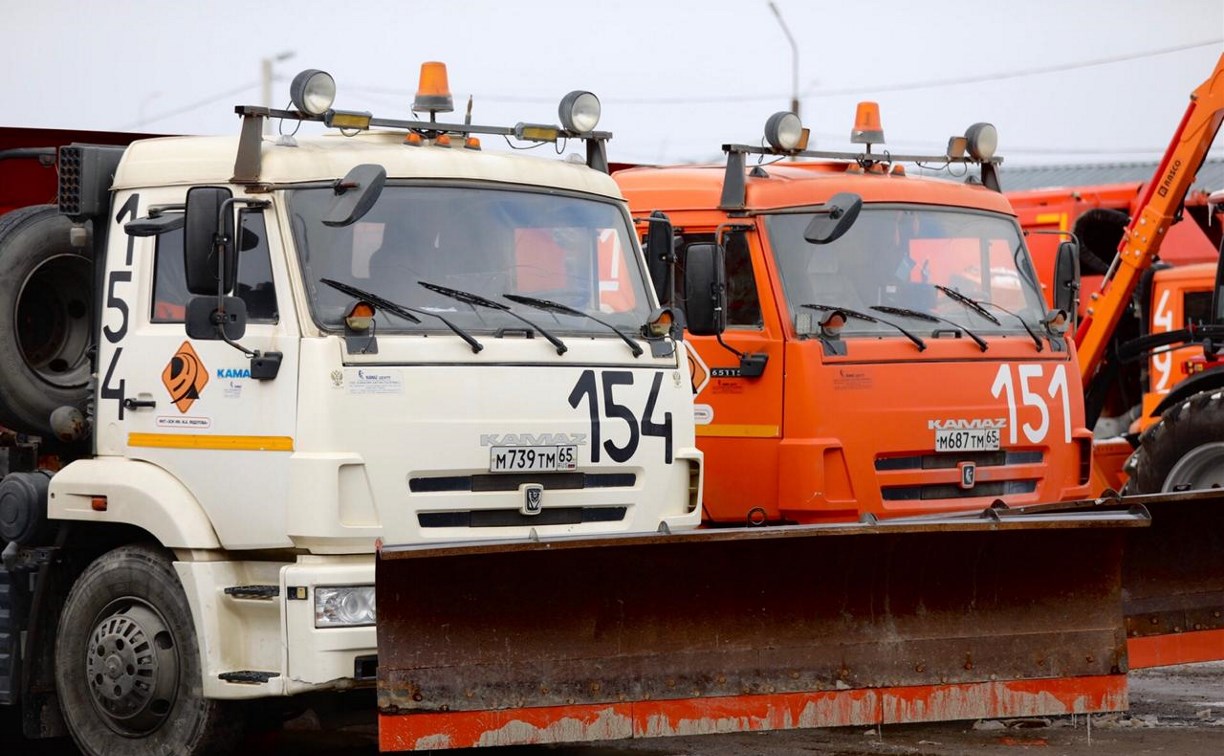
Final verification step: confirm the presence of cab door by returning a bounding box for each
[95,188,300,548]
[680,227,786,522]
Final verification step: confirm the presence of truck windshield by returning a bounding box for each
[289,184,652,335]
[764,205,1047,337]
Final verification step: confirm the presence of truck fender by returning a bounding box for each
[47,458,221,549]
[1149,367,1224,419]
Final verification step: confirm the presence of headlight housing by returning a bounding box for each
[314,585,377,628]
[559,91,601,133]
[764,111,805,152]
[289,69,337,117]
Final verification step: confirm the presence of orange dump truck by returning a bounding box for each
[615,108,1092,526]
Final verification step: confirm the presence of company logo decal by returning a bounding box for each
[522,483,543,516]
[927,418,1007,430]
[163,341,209,413]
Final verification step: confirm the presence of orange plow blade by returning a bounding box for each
[376,510,1145,751]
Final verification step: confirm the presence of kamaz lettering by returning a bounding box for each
[216,368,251,379]
[927,418,1008,431]
[480,433,588,446]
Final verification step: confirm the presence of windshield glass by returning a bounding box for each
[764,205,1046,336]
[289,184,651,334]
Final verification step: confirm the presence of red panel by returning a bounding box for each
[1128,629,1224,669]
[378,676,1126,751]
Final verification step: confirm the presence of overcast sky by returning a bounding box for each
[4,0,1222,168]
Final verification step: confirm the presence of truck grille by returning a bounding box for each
[418,506,627,528]
[409,472,635,493]
[874,450,1042,471]
[876,451,1042,502]
[881,480,1037,501]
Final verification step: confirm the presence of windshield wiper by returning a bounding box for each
[800,303,926,352]
[933,285,1000,324]
[503,293,642,357]
[934,285,1044,352]
[872,304,988,352]
[319,278,484,353]
[419,281,567,355]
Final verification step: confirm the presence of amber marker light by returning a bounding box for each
[414,61,454,114]
[346,301,376,332]
[851,101,884,144]
[820,311,847,338]
[646,308,675,337]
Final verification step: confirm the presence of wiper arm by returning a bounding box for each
[934,285,1001,325]
[419,281,568,355]
[800,303,926,352]
[933,285,1043,352]
[503,293,643,357]
[319,278,484,353]
[872,304,988,352]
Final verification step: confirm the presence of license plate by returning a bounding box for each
[490,445,577,472]
[934,429,1000,452]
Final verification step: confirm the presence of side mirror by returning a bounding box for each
[184,186,236,296]
[683,243,726,336]
[804,192,862,245]
[185,296,247,341]
[1053,239,1081,323]
[323,164,387,227]
[644,210,674,305]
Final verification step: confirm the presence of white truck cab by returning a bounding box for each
[2,64,699,755]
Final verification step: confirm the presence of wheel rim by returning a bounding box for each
[84,600,180,736]
[1161,442,1224,492]
[15,253,92,389]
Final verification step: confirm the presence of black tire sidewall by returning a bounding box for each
[0,205,92,435]
[1128,392,1224,493]
[54,545,235,756]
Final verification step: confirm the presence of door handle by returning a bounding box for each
[123,398,157,410]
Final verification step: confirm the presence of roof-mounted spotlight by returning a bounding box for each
[764,111,808,152]
[559,91,601,133]
[289,69,336,117]
[414,61,454,115]
[965,122,998,161]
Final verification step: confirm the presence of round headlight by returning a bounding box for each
[290,69,336,117]
[559,91,601,133]
[965,122,998,161]
[765,111,804,152]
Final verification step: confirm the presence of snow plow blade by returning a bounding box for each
[1004,489,1224,669]
[1124,491,1224,667]
[376,508,1145,751]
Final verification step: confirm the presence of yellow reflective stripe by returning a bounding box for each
[128,433,294,451]
[696,424,779,438]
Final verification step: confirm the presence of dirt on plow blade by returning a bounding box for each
[376,508,1146,751]
[1002,489,1224,670]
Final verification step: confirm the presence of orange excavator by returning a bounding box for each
[1047,52,1224,669]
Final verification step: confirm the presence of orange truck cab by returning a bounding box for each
[616,109,1093,524]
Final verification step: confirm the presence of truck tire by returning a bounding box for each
[1124,390,1224,493]
[54,544,242,756]
[0,205,93,436]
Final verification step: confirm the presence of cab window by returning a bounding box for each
[152,211,279,323]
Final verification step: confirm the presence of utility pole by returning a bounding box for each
[261,50,296,133]
[768,1,799,118]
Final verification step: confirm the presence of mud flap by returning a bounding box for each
[376,510,1143,751]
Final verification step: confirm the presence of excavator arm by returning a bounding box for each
[1076,53,1224,383]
